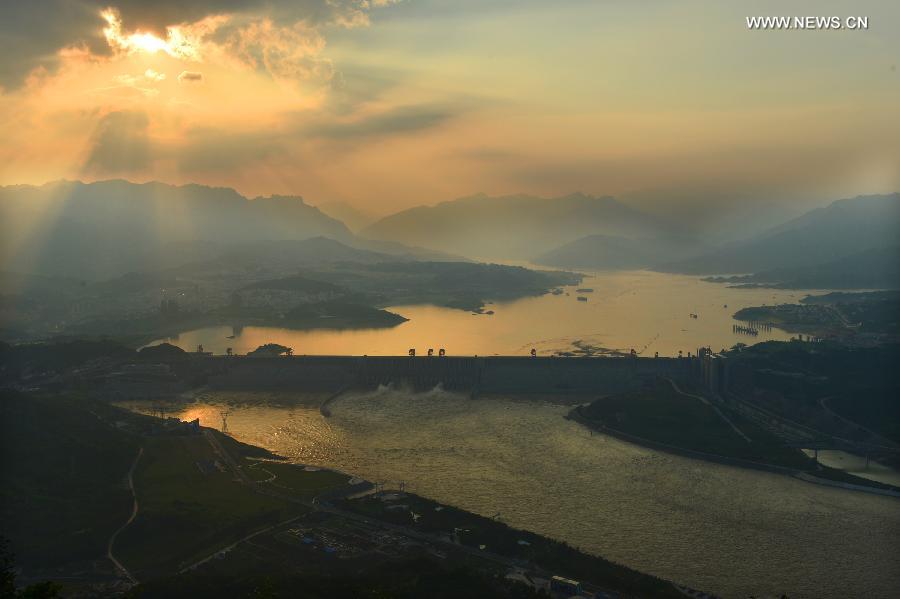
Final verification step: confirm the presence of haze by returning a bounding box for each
[1,0,899,232]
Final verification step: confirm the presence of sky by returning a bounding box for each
[0,0,898,230]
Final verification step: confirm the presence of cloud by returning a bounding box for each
[0,0,398,90]
[178,70,204,83]
[0,1,106,91]
[82,111,152,176]
[144,69,166,82]
[100,7,222,61]
[222,17,331,82]
[306,104,460,140]
[169,100,458,172]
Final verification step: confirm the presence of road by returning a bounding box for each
[666,379,751,442]
[107,446,143,584]
[818,397,899,451]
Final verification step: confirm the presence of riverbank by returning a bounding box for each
[112,386,900,598]
[4,391,708,598]
[569,403,900,498]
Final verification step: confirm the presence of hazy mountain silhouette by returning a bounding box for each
[658,193,900,275]
[0,180,465,280]
[191,237,402,274]
[721,245,900,289]
[315,200,380,232]
[535,234,703,270]
[362,192,683,260]
[0,180,354,279]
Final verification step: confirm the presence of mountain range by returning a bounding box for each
[707,246,900,290]
[657,193,900,275]
[2,180,898,290]
[0,180,449,280]
[361,192,686,261]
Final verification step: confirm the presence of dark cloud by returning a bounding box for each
[305,104,460,140]
[165,100,462,176]
[0,1,106,91]
[82,111,152,176]
[0,0,387,90]
[178,70,204,83]
[109,0,364,33]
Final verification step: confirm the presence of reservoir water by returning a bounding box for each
[120,388,900,599]
[151,270,808,356]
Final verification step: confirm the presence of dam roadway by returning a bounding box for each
[194,354,695,397]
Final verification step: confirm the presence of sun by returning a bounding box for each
[100,7,203,60]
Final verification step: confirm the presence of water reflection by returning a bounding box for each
[153,271,808,355]
[119,389,900,599]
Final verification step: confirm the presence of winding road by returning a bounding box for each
[107,446,143,584]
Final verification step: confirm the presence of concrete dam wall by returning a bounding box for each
[200,355,694,396]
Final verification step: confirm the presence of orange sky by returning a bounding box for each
[0,0,898,222]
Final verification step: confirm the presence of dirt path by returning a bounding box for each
[107,446,143,584]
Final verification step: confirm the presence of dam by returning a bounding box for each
[193,355,695,396]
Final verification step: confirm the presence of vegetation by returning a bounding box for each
[0,339,133,381]
[296,261,581,311]
[115,434,298,579]
[0,393,354,588]
[248,343,294,357]
[245,462,350,497]
[1,538,62,598]
[580,380,813,469]
[726,341,900,445]
[1,228,578,345]
[138,342,188,360]
[282,301,407,328]
[733,304,842,332]
[338,494,683,598]
[130,554,543,599]
[730,290,900,342]
[242,275,344,293]
[0,393,138,569]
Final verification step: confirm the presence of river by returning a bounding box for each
[119,388,900,599]
[150,270,808,356]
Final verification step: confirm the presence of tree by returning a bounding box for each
[1,538,15,599]
[248,343,292,357]
[1,537,62,598]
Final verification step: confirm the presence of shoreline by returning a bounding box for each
[567,405,900,498]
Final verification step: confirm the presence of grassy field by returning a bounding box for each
[136,550,543,599]
[245,461,351,498]
[115,434,298,579]
[0,393,138,569]
[2,392,364,587]
[581,380,813,469]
